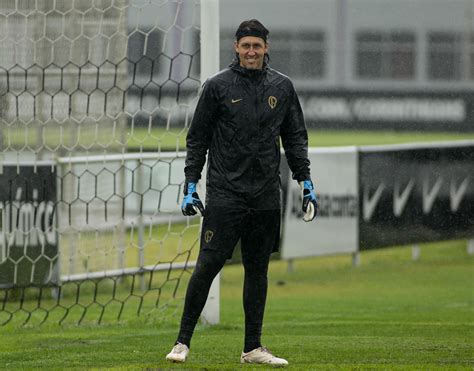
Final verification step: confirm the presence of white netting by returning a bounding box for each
[0,0,203,326]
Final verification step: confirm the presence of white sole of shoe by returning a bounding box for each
[241,359,288,367]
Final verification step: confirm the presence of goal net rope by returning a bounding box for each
[0,0,205,326]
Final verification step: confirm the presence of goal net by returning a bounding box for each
[0,0,208,326]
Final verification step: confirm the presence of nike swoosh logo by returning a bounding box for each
[450,177,469,212]
[394,179,414,217]
[231,99,243,103]
[363,182,385,221]
[422,177,443,214]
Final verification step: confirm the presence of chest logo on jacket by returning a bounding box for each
[268,96,277,109]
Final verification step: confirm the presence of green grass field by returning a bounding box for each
[1,240,473,369]
[7,126,474,152]
[126,128,474,150]
[1,130,473,369]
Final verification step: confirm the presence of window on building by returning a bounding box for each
[470,33,474,80]
[427,32,463,80]
[270,31,325,79]
[356,30,416,79]
[220,30,326,79]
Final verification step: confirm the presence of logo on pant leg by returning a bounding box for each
[204,229,214,243]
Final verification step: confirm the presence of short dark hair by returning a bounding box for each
[235,19,269,43]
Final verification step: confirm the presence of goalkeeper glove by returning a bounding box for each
[181,182,205,216]
[300,179,318,222]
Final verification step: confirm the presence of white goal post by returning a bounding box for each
[199,0,220,326]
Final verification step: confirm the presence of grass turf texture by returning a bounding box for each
[1,240,472,369]
[5,127,473,151]
[126,128,474,150]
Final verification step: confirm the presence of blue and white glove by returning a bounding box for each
[299,180,318,222]
[181,182,205,216]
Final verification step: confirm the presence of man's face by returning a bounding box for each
[234,36,268,70]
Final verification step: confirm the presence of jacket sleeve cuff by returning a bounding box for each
[185,175,201,184]
[294,173,310,183]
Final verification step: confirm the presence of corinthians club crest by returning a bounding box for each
[268,96,277,109]
[204,229,214,243]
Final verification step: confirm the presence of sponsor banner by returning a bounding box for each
[128,89,473,132]
[281,148,359,259]
[298,90,474,132]
[359,143,474,249]
[0,163,58,288]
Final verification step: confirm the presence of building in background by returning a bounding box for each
[219,0,474,131]
[18,0,468,134]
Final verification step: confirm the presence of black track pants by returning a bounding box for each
[176,206,280,350]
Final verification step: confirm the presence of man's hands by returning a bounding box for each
[300,180,318,222]
[181,182,205,216]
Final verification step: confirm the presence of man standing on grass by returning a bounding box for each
[166,19,318,367]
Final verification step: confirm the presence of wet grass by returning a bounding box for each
[126,128,474,151]
[1,240,473,369]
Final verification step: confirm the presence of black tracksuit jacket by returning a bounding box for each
[184,62,311,210]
